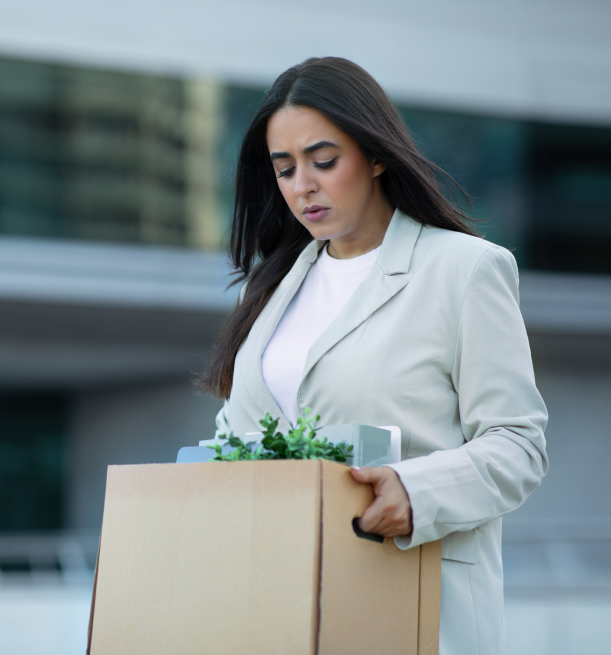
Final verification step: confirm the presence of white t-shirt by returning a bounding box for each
[261,243,381,424]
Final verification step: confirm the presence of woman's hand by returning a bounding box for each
[349,466,413,538]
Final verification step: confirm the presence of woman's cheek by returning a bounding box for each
[334,159,369,199]
[277,181,298,215]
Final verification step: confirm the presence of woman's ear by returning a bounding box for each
[372,158,387,179]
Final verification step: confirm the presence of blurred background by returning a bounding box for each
[0,1,610,653]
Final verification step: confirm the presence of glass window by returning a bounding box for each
[0,393,67,531]
[0,58,224,249]
[2,56,610,272]
[528,122,611,274]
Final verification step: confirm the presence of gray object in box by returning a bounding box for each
[315,424,392,467]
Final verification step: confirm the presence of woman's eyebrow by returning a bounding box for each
[270,140,339,162]
[303,140,339,155]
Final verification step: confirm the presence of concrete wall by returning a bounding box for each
[66,380,222,530]
[506,333,611,530]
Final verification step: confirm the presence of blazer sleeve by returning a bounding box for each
[389,246,549,550]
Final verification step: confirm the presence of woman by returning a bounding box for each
[201,57,548,654]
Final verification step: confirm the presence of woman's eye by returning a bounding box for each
[276,156,338,178]
[314,156,339,170]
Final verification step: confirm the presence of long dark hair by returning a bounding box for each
[200,56,479,399]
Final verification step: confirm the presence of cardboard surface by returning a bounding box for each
[89,461,440,654]
[90,462,322,654]
[418,540,442,655]
[318,461,421,655]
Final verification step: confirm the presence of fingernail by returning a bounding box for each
[351,466,361,471]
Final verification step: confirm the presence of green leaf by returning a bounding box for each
[210,411,353,463]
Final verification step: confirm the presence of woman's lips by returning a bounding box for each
[303,207,330,221]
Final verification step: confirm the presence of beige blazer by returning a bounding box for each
[216,209,548,655]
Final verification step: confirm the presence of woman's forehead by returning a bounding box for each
[266,106,346,153]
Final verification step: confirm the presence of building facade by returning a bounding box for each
[1,2,611,653]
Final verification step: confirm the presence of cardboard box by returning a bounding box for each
[87,460,440,655]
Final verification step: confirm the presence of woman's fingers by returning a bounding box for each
[360,495,410,536]
[350,465,413,537]
[358,495,387,534]
[349,465,388,487]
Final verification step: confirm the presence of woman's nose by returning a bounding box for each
[293,165,318,196]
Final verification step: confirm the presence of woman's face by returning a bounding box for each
[266,105,392,257]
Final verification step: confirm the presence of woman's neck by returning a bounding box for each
[327,202,394,260]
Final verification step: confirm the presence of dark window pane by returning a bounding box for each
[396,106,530,265]
[528,122,611,274]
[0,393,67,531]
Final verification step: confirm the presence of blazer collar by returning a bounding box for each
[287,207,422,277]
[241,210,423,425]
[301,210,422,383]
[376,208,422,275]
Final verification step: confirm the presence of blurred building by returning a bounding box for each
[1,2,611,654]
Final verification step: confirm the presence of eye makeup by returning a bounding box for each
[276,156,339,179]
[313,156,339,170]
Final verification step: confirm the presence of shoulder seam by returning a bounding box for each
[450,248,495,383]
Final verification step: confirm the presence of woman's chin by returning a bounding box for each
[300,221,343,242]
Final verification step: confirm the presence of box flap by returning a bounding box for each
[317,461,420,655]
[90,461,322,655]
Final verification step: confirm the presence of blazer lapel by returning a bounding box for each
[240,237,325,421]
[239,210,423,422]
[301,211,423,382]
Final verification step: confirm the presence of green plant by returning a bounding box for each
[210,408,353,463]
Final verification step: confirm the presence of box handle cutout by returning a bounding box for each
[352,518,384,544]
